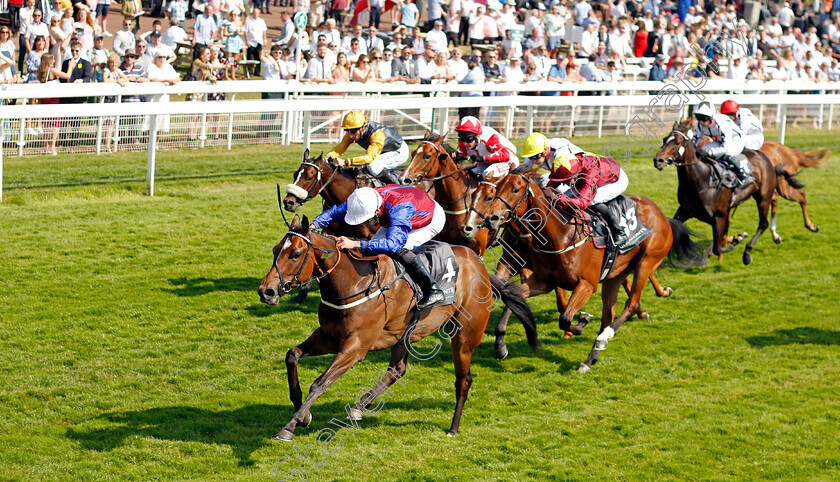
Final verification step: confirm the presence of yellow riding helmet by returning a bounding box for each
[341,110,367,130]
[523,132,549,159]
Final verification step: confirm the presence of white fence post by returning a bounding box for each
[777,105,787,144]
[147,115,158,196]
[525,105,534,136]
[302,110,312,151]
[17,111,25,158]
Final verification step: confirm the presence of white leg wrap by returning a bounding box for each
[596,326,615,342]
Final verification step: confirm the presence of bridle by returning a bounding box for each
[288,159,339,205]
[662,128,702,167]
[273,229,341,293]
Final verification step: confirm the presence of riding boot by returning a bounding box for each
[395,248,445,311]
[725,155,755,187]
[591,203,628,250]
[377,170,401,186]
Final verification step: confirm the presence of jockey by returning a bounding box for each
[691,101,754,186]
[720,100,765,151]
[328,111,407,185]
[523,132,647,249]
[453,116,520,179]
[311,185,447,311]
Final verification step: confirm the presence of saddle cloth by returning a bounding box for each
[708,153,752,190]
[587,195,653,255]
[393,240,459,307]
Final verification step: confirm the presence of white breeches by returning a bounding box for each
[591,168,629,205]
[471,158,521,179]
[365,141,410,176]
[743,135,764,151]
[372,202,446,250]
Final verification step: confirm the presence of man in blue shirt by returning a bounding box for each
[649,54,667,82]
[191,4,218,59]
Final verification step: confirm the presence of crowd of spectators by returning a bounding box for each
[2,0,840,149]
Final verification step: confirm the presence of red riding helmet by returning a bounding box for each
[455,116,482,136]
[720,100,739,115]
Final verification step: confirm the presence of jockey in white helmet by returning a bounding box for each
[692,101,754,186]
[720,100,765,151]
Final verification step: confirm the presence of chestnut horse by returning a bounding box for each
[760,142,828,242]
[653,119,777,265]
[258,214,537,439]
[462,167,704,372]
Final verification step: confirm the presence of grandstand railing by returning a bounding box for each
[2,80,840,199]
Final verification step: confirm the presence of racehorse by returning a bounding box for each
[461,167,704,373]
[258,214,537,439]
[653,119,777,265]
[760,142,828,242]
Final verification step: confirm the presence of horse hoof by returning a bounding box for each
[494,345,509,360]
[564,331,574,339]
[568,324,584,336]
[660,287,673,298]
[743,251,753,266]
[637,311,649,320]
[299,412,313,428]
[578,312,594,324]
[274,429,294,441]
[772,233,782,244]
[446,430,458,437]
[346,407,364,421]
[577,364,591,374]
[811,225,820,233]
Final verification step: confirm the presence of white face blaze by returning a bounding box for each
[281,238,292,253]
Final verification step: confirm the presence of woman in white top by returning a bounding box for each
[144,52,180,135]
[49,16,70,67]
[101,53,128,152]
[33,53,71,154]
[350,54,378,83]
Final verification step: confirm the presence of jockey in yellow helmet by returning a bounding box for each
[328,110,407,185]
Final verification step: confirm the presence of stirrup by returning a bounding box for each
[417,289,446,311]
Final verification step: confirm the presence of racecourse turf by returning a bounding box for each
[1,130,839,481]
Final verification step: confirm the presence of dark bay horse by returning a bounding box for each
[760,142,828,242]
[462,167,704,373]
[258,214,537,439]
[654,119,777,265]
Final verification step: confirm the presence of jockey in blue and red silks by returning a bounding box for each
[312,184,447,310]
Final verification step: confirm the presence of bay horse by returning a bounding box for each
[462,167,704,373]
[653,119,777,265]
[760,142,828,242]
[258,214,537,440]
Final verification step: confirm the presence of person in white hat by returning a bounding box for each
[311,185,447,310]
[692,101,753,186]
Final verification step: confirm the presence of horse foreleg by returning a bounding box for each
[621,276,650,320]
[648,272,672,298]
[284,329,338,427]
[555,287,583,338]
[578,276,622,373]
[713,215,735,256]
[559,281,597,337]
[275,337,365,441]
[742,195,771,266]
[494,268,542,359]
[349,345,410,421]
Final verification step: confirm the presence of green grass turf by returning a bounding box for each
[1,129,839,480]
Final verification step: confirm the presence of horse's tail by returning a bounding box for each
[798,148,830,169]
[489,275,540,351]
[667,218,706,268]
[774,164,805,190]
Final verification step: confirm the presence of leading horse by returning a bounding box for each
[654,119,777,265]
[258,214,537,440]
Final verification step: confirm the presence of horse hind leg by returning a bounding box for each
[787,186,819,232]
[578,277,622,373]
[743,195,772,266]
[494,308,514,360]
[770,194,782,244]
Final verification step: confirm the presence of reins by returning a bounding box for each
[290,159,340,205]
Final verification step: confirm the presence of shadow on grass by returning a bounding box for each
[166,276,265,297]
[746,327,840,348]
[66,398,455,466]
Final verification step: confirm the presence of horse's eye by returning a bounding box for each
[305,175,313,181]
[425,154,431,159]
[513,188,521,193]
[289,250,302,260]
[485,196,494,202]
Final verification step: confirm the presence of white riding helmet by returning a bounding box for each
[344,187,382,225]
[694,101,716,118]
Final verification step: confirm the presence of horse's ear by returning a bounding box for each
[317,151,324,161]
[301,215,309,232]
[423,130,431,140]
[291,214,301,227]
[434,131,449,146]
[303,148,310,161]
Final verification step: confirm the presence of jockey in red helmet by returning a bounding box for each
[454,116,520,178]
[720,100,765,151]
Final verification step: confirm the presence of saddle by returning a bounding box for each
[393,241,459,308]
[704,153,752,190]
[586,196,653,280]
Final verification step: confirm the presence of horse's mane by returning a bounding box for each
[512,165,540,176]
[426,132,457,157]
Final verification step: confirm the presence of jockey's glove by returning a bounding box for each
[469,154,483,164]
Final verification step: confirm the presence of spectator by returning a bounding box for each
[167,0,189,23]
[481,49,505,86]
[25,35,47,82]
[243,8,267,77]
[574,0,592,26]
[522,60,545,96]
[448,49,468,81]
[433,51,454,82]
[347,37,364,63]
[778,2,794,29]
[0,29,15,72]
[59,41,92,152]
[579,54,603,82]
[221,10,245,80]
[144,51,180,138]
[468,5,486,46]
[333,51,351,82]
[459,54,484,119]
[365,26,385,53]
[96,0,111,37]
[532,45,552,77]
[443,7,460,48]
[90,34,110,81]
[634,20,648,58]
[545,4,564,58]
[8,0,24,35]
[33,53,67,154]
[387,30,408,51]
[649,53,667,81]
[341,24,367,54]
[503,53,524,84]
[666,58,684,79]
[135,38,151,71]
[147,30,175,64]
[192,4,219,59]
[304,42,335,83]
[377,48,394,79]
[328,0,347,24]
[278,11,294,48]
[162,19,188,50]
[113,18,136,58]
[426,20,448,53]
[121,0,143,36]
[401,0,420,28]
[100,53,127,152]
[524,27,545,52]
[407,26,425,52]
[24,9,49,72]
[351,54,379,82]
[426,0,446,31]
[580,22,598,57]
[727,56,748,82]
[417,46,436,83]
[18,0,36,71]
[391,46,420,83]
[500,28,522,60]
[369,0,384,29]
